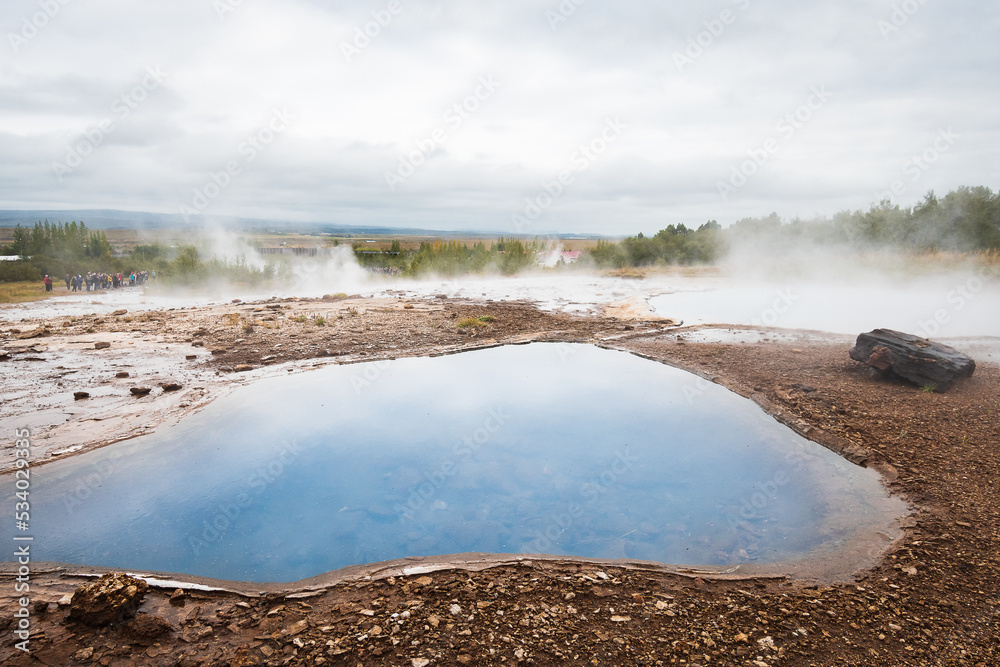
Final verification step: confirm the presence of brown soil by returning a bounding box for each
[1,300,998,666]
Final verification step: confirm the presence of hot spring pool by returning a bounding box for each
[2,343,906,583]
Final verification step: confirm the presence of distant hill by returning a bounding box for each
[0,209,610,240]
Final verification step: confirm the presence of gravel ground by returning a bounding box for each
[1,298,998,666]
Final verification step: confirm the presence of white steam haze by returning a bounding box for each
[1,0,998,348]
[1,0,998,234]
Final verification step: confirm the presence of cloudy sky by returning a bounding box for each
[1,0,997,235]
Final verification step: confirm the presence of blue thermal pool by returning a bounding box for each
[1,343,906,582]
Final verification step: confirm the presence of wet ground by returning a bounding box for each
[1,291,998,666]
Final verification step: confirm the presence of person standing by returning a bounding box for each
[43,275,52,292]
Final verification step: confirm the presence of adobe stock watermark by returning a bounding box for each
[341,0,405,63]
[716,85,831,202]
[874,127,958,204]
[393,407,511,517]
[7,0,73,54]
[187,440,303,556]
[727,446,811,536]
[214,0,244,20]
[58,459,115,514]
[384,75,501,191]
[877,0,930,38]
[546,0,587,31]
[51,66,167,182]
[916,272,985,338]
[673,0,752,73]
[751,288,798,327]
[511,116,628,233]
[179,107,294,221]
[349,356,394,394]
[528,448,638,553]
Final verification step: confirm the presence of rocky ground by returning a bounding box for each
[1,296,998,666]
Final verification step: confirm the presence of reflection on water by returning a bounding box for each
[1,344,905,583]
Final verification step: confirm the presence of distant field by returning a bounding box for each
[0,280,56,304]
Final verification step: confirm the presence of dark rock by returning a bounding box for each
[161,382,183,391]
[186,354,198,360]
[169,588,187,606]
[115,371,130,378]
[73,391,90,400]
[110,309,128,316]
[94,341,111,350]
[849,328,975,392]
[234,364,253,372]
[130,386,152,396]
[121,614,173,643]
[68,573,148,627]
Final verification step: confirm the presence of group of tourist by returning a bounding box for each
[42,270,154,292]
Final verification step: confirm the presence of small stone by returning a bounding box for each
[564,592,575,601]
[610,615,631,622]
[734,632,749,643]
[161,383,182,392]
[449,603,462,615]
[130,387,152,396]
[115,371,130,378]
[234,364,253,372]
[903,566,917,575]
[111,309,127,316]
[94,341,111,350]
[412,659,431,667]
[655,600,669,610]
[283,619,309,636]
[73,647,94,662]
[413,576,433,587]
[73,391,90,400]
[185,354,197,360]
[888,623,902,631]
[428,615,440,628]
[169,589,186,606]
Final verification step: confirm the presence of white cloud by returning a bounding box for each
[0,0,997,234]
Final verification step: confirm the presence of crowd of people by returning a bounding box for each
[42,270,153,292]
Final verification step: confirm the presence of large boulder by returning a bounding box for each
[68,573,149,626]
[849,328,975,392]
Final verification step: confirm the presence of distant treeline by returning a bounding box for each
[591,186,1000,268]
[0,221,113,282]
[0,221,275,285]
[355,237,540,276]
[4,186,998,283]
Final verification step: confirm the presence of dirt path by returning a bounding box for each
[1,301,998,666]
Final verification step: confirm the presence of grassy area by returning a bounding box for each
[456,315,496,328]
[0,280,57,304]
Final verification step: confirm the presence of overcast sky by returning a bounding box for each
[1,0,997,235]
